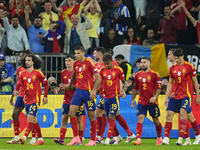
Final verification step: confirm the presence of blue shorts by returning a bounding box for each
[14,96,25,108]
[62,103,86,116]
[97,96,104,110]
[167,97,192,113]
[70,88,96,111]
[137,103,160,118]
[104,96,119,116]
[25,103,39,117]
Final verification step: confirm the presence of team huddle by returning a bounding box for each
[6,46,200,146]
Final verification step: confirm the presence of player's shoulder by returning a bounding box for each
[61,68,68,73]
[184,61,195,69]
[99,66,106,72]
[114,65,123,71]
[135,70,142,75]
[85,57,96,66]
[34,69,44,76]
[20,69,28,75]
[150,69,160,77]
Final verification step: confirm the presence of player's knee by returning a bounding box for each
[68,111,76,118]
[12,113,18,121]
[137,115,144,123]
[88,114,95,121]
[96,108,103,117]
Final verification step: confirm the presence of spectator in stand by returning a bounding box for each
[0,52,14,94]
[3,11,29,55]
[157,6,178,44]
[112,0,131,41]
[39,0,59,31]
[133,16,146,44]
[43,20,66,53]
[115,54,132,81]
[51,0,89,30]
[0,8,6,53]
[101,28,121,49]
[142,29,159,45]
[170,0,192,44]
[180,0,200,44]
[64,14,93,54]
[122,27,141,45]
[84,0,102,54]
[25,5,46,53]
[0,0,9,13]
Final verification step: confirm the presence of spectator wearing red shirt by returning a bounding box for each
[122,27,141,45]
[157,6,178,44]
[170,0,192,44]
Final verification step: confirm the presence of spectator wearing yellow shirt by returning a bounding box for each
[39,0,59,31]
[51,0,89,31]
[84,0,102,54]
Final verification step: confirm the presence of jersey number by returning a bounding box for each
[143,83,146,90]
[178,77,181,83]
[79,72,83,78]
[182,100,188,108]
[27,83,33,90]
[107,80,112,86]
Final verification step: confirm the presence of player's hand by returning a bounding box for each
[131,100,136,108]
[171,92,175,98]
[149,97,156,103]
[90,90,96,100]
[120,91,126,99]
[59,83,68,90]
[43,97,48,105]
[10,97,14,106]
[164,98,168,107]
[81,13,86,18]
[14,91,19,97]
[195,96,200,106]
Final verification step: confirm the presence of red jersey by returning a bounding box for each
[96,60,118,96]
[61,69,77,105]
[16,69,47,105]
[134,69,161,105]
[17,66,26,97]
[73,57,98,90]
[99,66,124,98]
[169,61,196,99]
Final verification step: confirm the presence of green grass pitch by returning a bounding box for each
[0,138,199,150]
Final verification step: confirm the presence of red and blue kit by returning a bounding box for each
[134,69,161,105]
[16,69,48,105]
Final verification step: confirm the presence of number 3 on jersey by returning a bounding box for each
[178,77,181,83]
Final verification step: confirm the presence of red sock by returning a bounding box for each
[184,123,190,138]
[107,119,115,138]
[60,128,67,140]
[79,130,83,142]
[70,117,78,137]
[192,120,200,136]
[113,124,119,137]
[101,114,107,138]
[31,128,36,138]
[96,117,103,136]
[179,119,187,138]
[13,120,19,136]
[34,122,42,138]
[90,120,96,141]
[136,123,143,139]
[116,115,132,136]
[24,122,33,137]
[155,122,162,138]
[164,122,172,138]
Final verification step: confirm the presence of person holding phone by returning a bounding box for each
[25,5,46,53]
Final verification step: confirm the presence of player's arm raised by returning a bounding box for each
[90,73,100,99]
[192,76,200,106]
[164,78,173,107]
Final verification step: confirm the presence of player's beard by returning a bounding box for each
[142,66,147,71]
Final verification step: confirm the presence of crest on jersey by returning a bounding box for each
[108,75,111,80]
[32,75,36,82]
[28,78,31,83]
[142,78,146,83]
[182,68,186,75]
[79,67,82,72]
[112,71,116,78]
[147,75,151,82]
[178,71,181,76]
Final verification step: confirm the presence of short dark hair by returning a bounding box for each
[11,16,19,21]
[105,48,114,56]
[173,48,184,57]
[44,0,52,4]
[21,50,33,55]
[142,57,151,62]
[94,47,105,55]
[66,55,76,60]
[136,58,141,63]
[22,54,43,69]
[35,16,43,21]
[103,53,112,62]
[108,28,115,34]
[75,45,85,52]
[115,54,125,60]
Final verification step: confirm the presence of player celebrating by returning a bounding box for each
[98,53,126,145]
[131,57,162,145]
[53,55,85,145]
[162,48,200,145]
[14,54,49,145]
[7,50,37,144]
[67,45,100,146]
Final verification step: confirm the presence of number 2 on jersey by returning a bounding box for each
[27,83,33,90]
[143,83,146,90]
